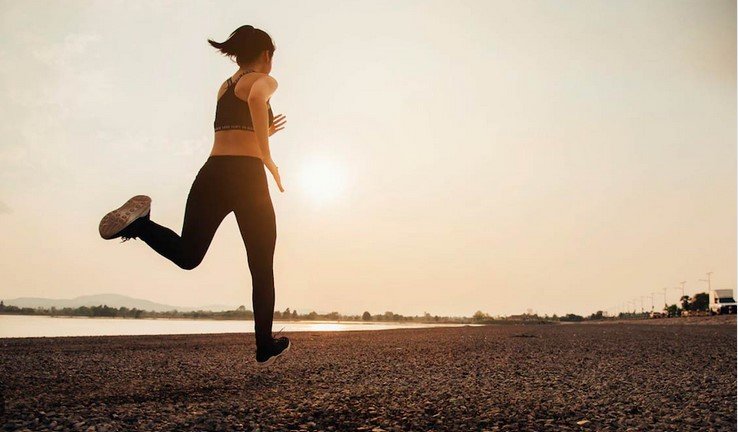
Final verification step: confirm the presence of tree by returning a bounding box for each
[665,304,679,317]
[283,308,291,319]
[292,310,298,319]
[362,311,371,321]
[326,311,340,321]
[588,311,604,320]
[237,305,246,312]
[473,311,490,322]
[680,292,709,312]
[691,292,709,311]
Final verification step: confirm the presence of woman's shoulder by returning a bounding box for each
[235,73,278,99]
[242,72,278,87]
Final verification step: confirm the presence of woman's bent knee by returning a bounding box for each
[177,255,203,271]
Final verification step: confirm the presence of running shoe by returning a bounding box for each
[256,336,291,367]
[99,195,151,241]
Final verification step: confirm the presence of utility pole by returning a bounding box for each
[699,272,713,299]
[650,293,657,311]
[674,287,684,306]
[679,280,687,299]
[663,287,669,308]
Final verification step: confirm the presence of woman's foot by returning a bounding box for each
[256,336,291,367]
[99,195,152,241]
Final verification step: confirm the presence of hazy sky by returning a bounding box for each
[0,0,735,316]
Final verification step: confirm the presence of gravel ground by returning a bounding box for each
[1,322,735,431]
[588,316,737,326]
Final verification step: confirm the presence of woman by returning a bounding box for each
[97,25,290,367]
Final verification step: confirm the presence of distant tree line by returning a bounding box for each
[661,293,709,317]
[471,310,586,324]
[611,292,711,319]
[1,293,713,323]
[468,292,713,323]
[0,301,472,323]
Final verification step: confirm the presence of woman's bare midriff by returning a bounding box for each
[210,130,263,158]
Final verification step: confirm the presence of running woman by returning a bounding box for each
[98,25,290,367]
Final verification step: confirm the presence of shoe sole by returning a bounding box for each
[257,340,291,368]
[99,195,152,240]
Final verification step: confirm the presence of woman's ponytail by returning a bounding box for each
[208,25,275,66]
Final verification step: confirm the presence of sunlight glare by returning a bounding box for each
[298,157,347,203]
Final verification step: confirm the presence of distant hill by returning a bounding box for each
[2,293,234,312]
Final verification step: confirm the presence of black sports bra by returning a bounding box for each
[214,69,274,132]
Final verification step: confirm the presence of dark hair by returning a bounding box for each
[207,25,275,66]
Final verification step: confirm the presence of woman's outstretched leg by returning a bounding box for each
[136,163,232,270]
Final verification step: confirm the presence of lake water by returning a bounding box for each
[0,315,472,338]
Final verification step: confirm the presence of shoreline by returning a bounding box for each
[3,312,733,323]
[0,313,471,324]
[1,314,733,340]
[0,314,467,323]
[0,315,480,340]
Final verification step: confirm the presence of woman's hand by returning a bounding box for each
[268,113,287,137]
[263,156,284,193]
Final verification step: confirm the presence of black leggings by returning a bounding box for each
[136,155,276,348]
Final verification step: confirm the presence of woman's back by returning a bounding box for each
[211,71,275,158]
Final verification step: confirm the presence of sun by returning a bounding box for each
[297,157,347,203]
